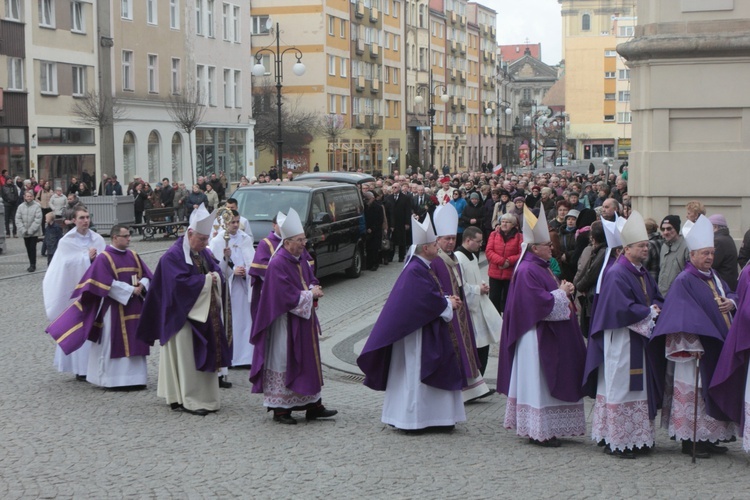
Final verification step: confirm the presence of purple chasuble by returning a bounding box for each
[47,246,153,357]
[584,255,664,415]
[135,236,231,372]
[497,252,586,402]
[357,257,465,391]
[248,231,281,323]
[649,263,735,421]
[430,254,481,380]
[249,246,322,396]
[710,265,750,426]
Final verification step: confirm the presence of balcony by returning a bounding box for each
[490,79,496,88]
[459,42,466,54]
[483,126,489,135]
[460,124,466,134]
[356,114,366,127]
[356,38,365,55]
[355,2,364,18]
[356,75,365,91]
[450,11,457,24]
[451,40,457,53]
[483,75,489,87]
[451,96,459,108]
[371,78,380,93]
[460,70,466,82]
[483,50,489,61]
[450,68,457,80]
[370,43,379,58]
[460,15,466,26]
[370,7,378,22]
[491,26,496,37]
[451,124,458,134]
[490,52,496,62]
[482,25,489,35]
[372,114,380,126]
[460,97,466,108]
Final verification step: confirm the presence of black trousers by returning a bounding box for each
[24,236,38,267]
[489,278,511,315]
[4,204,17,236]
[477,345,490,376]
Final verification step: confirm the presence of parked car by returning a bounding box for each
[293,172,375,187]
[231,181,365,279]
[555,156,570,167]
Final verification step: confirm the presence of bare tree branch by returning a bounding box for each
[319,114,347,143]
[252,80,317,156]
[165,85,207,185]
[71,91,126,128]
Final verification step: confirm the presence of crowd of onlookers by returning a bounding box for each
[348,164,744,338]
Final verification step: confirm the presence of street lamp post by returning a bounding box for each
[483,100,512,170]
[252,20,306,174]
[414,71,449,172]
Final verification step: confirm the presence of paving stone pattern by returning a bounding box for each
[1,236,749,498]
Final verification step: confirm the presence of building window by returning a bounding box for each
[232,6,240,42]
[121,0,132,20]
[252,15,270,35]
[40,61,58,95]
[222,3,229,39]
[392,0,398,18]
[258,54,271,75]
[618,26,634,37]
[340,57,347,78]
[39,0,55,27]
[38,127,95,144]
[605,71,615,79]
[605,49,617,57]
[604,115,615,122]
[148,54,158,93]
[618,69,630,80]
[71,1,84,32]
[171,133,182,181]
[207,66,216,106]
[604,93,615,100]
[147,0,157,24]
[618,90,630,102]
[7,58,24,90]
[340,19,346,38]
[148,131,160,182]
[195,0,203,35]
[328,55,336,76]
[123,131,136,182]
[72,66,85,96]
[170,0,179,29]
[328,15,334,35]
[196,64,206,104]
[581,13,590,31]
[171,58,181,94]
[392,67,398,85]
[6,0,22,21]
[393,34,399,51]
[233,70,241,107]
[223,69,232,107]
[617,112,632,123]
[206,0,214,37]
[341,95,347,114]
[329,94,336,114]
[122,50,133,90]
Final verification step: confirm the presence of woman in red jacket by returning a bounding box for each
[485,212,523,315]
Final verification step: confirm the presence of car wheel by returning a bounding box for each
[345,245,363,278]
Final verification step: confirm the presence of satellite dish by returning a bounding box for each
[265,17,273,31]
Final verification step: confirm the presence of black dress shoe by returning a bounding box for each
[273,413,298,425]
[633,444,653,455]
[183,408,210,416]
[529,437,561,448]
[681,440,711,459]
[27,266,35,272]
[218,375,232,388]
[306,406,338,420]
[170,402,183,411]
[604,444,636,459]
[703,441,728,454]
[75,374,87,381]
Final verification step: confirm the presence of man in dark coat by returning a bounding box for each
[389,182,412,262]
[363,192,384,271]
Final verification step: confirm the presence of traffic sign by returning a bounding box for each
[416,126,431,131]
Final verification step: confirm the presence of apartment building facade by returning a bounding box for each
[560,0,634,161]
[0,0,255,189]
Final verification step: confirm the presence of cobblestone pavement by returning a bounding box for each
[2,235,749,498]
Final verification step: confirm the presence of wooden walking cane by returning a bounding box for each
[692,355,701,464]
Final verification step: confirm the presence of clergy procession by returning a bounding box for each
[41,189,750,462]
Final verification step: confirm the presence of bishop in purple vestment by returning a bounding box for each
[249,209,335,425]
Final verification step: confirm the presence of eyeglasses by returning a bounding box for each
[289,237,307,244]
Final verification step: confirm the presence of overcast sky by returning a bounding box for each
[482,0,563,66]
